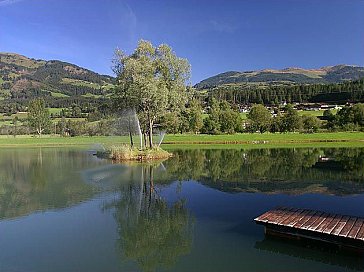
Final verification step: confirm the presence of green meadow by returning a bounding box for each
[0,132,363,148]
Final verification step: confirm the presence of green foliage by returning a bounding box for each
[57,117,68,136]
[202,98,221,134]
[204,78,364,105]
[112,40,191,147]
[202,99,243,134]
[159,99,204,135]
[27,98,51,136]
[219,101,243,133]
[353,103,364,126]
[247,104,322,133]
[328,103,364,131]
[247,104,272,133]
[270,115,283,133]
[160,112,182,134]
[302,115,321,133]
[187,99,203,133]
[282,104,303,132]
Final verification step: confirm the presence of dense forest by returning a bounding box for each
[205,78,364,105]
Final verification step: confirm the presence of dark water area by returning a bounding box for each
[0,147,364,271]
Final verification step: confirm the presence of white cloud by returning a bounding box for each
[0,0,24,6]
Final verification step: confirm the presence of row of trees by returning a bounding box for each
[202,99,242,134]
[207,78,364,105]
[159,98,244,134]
[4,98,363,137]
[247,104,321,133]
[4,96,364,137]
[247,103,364,133]
[160,99,203,134]
[326,103,364,130]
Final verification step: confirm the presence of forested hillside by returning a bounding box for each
[0,52,115,114]
[2,53,364,114]
[196,65,364,89]
[207,78,364,105]
[197,65,364,104]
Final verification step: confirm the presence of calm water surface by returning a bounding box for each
[0,147,364,271]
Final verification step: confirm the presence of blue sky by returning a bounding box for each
[1,0,363,83]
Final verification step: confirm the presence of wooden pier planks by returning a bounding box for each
[331,216,350,236]
[255,207,364,245]
[348,219,364,239]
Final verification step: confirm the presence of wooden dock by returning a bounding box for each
[254,207,364,251]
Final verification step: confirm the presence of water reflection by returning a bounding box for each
[0,148,102,220]
[0,147,364,271]
[163,148,364,195]
[255,235,364,271]
[1,147,364,222]
[103,164,194,272]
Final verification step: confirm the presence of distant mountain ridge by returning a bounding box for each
[0,52,114,100]
[195,65,364,89]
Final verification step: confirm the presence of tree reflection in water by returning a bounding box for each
[162,147,364,195]
[0,148,99,220]
[108,164,194,272]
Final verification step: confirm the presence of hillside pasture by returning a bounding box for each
[61,78,101,89]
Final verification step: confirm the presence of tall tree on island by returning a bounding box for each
[112,40,191,148]
[27,98,51,137]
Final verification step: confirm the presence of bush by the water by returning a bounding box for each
[99,145,172,161]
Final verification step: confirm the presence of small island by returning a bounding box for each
[97,145,172,162]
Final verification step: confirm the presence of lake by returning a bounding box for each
[0,147,364,271]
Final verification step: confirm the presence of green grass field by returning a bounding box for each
[297,109,338,117]
[0,112,88,126]
[102,82,115,91]
[0,112,28,121]
[52,117,87,122]
[61,78,100,89]
[48,108,64,114]
[0,135,129,147]
[0,132,363,148]
[163,132,364,144]
[0,120,14,125]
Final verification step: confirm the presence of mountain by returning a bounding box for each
[0,52,115,101]
[195,65,364,89]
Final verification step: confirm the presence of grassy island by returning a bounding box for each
[97,145,172,162]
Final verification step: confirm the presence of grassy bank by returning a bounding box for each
[0,135,129,147]
[0,132,363,148]
[163,132,364,144]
